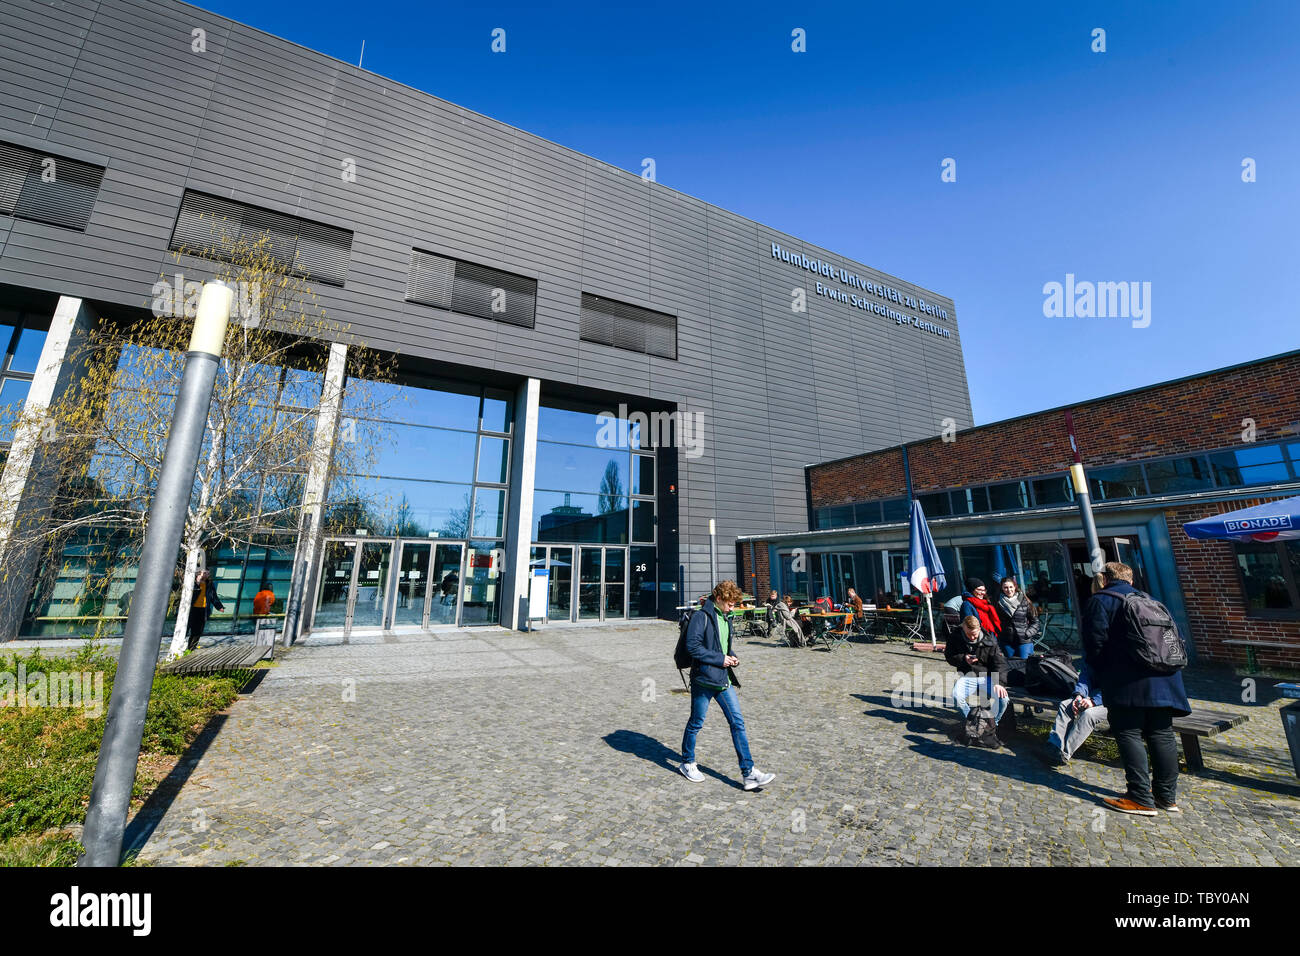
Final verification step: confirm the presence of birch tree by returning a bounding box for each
[1,234,394,652]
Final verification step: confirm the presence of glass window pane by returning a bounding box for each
[854,501,881,525]
[1239,462,1291,484]
[629,546,657,618]
[1089,464,1145,500]
[967,487,991,514]
[918,491,950,517]
[533,491,628,543]
[881,498,909,522]
[481,390,513,433]
[1031,475,1073,505]
[1236,543,1297,611]
[1234,443,1285,466]
[632,454,655,496]
[361,422,478,483]
[988,481,1028,511]
[326,476,474,537]
[472,488,506,538]
[1144,456,1214,494]
[344,377,480,430]
[8,325,47,374]
[0,378,32,442]
[279,367,324,409]
[632,500,654,542]
[535,442,629,497]
[477,436,509,484]
[538,403,641,448]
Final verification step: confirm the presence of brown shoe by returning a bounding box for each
[1102,796,1158,816]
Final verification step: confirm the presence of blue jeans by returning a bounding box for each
[1004,643,1034,659]
[681,683,754,775]
[952,674,1010,724]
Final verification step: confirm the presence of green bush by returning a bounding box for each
[0,647,245,849]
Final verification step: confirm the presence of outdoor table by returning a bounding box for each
[799,611,854,650]
[866,608,913,640]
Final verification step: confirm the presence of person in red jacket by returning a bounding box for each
[959,578,1003,643]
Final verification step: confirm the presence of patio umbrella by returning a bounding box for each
[991,544,1019,586]
[906,499,947,649]
[1183,494,1300,541]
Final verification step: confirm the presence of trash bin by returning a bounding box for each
[254,617,277,647]
[1278,684,1300,779]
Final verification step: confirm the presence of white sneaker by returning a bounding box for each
[680,762,705,783]
[743,769,776,791]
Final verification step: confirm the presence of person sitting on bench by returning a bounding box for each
[1043,661,1106,766]
[944,615,1010,725]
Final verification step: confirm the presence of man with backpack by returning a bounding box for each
[677,580,777,791]
[1082,562,1190,816]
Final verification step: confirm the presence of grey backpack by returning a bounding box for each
[1113,589,1189,674]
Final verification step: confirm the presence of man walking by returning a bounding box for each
[680,580,776,791]
[1082,562,1190,815]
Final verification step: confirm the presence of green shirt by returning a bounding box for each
[697,610,731,691]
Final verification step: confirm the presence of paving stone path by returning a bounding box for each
[130,622,1300,866]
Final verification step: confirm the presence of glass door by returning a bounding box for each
[392,541,430,629]
[603,548,626,620]
[578,547,602,620]
[461,542,502,625]
[548,546,574,622]
[351,540,392,630]
[428,542,464,626]
[314,540,355,631]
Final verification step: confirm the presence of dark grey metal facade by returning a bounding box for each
[0,0,973,601]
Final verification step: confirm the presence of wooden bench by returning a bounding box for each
[159,643,273,676]
[1004,688,1248,773]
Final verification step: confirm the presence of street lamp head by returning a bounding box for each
[190,279,233,356]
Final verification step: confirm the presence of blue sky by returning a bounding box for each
[201,0,1299,425]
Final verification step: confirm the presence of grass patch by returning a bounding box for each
[1,644,246,866]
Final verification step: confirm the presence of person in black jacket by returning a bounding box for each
[944,614,1011,726]
[1083,562,1190,816]
[679,580,776,790]
[185,569,225,652]
[995,576,1039,659]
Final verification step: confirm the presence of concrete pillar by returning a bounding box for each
[501,377,539,630]
[281,341,347,644]
[0,296,97,640]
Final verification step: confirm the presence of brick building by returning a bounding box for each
[738,349,1300,670]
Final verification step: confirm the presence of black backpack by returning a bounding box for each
[950,706,1001,749]
[1112,589,1189,674]
[1027,653,1079,698]
[673,611,694,675]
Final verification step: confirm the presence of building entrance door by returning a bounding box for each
[577,546,627,621]
[391,540,466,628]
[313,538,394,636]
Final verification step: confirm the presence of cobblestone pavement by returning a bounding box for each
[130,622,1300,866]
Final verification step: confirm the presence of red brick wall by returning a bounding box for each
[738,542,771,598]
[811,352,1300,505]
[1166,497,1300,669]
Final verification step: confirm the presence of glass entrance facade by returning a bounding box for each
[530,400,658,622]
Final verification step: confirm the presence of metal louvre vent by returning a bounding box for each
[0,141,104,231]
[407,249,537,329]
[169,190,352,287]
[580,293,677,360]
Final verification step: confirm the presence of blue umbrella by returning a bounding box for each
[1183,494,1300,542]
[990,544,1020,585]
[906,499,946,646]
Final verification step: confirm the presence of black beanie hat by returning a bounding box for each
[965,577,985,593]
